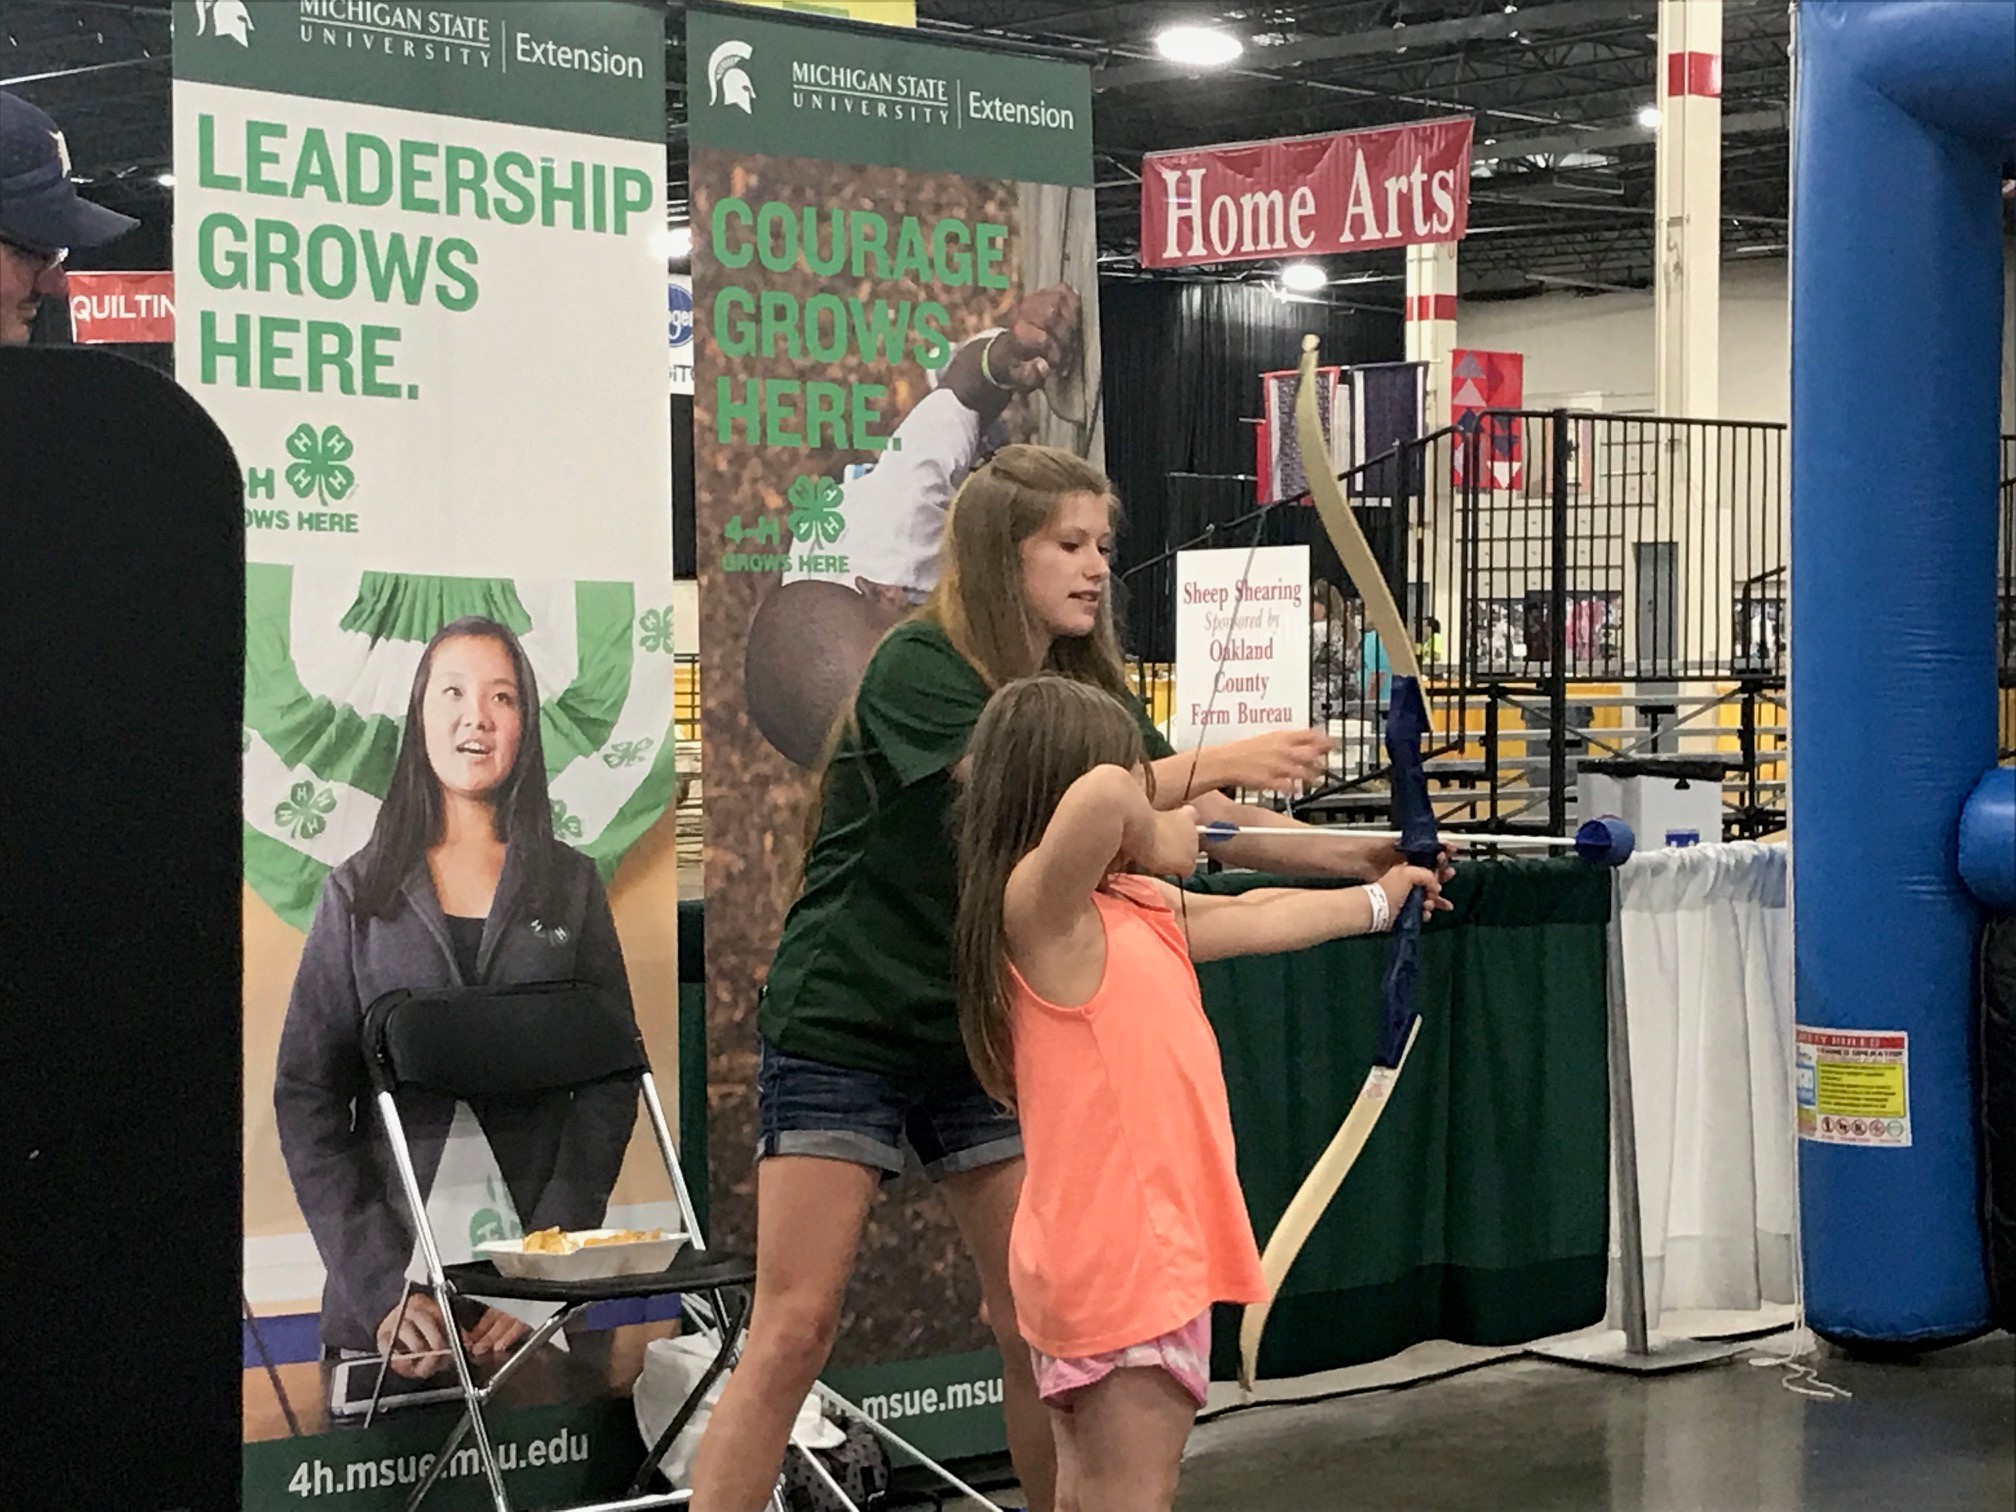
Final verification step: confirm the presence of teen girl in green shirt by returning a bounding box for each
[690,445,1416,1512]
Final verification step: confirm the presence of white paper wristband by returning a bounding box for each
[1362,883,1393,934]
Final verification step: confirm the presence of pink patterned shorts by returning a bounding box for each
[1029,1310,1212,1411]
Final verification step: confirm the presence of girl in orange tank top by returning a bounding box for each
[955,676,1449,1512]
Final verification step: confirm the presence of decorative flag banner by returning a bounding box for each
[67,270,175,343]
[1258,363,1347,505]
[1140,116,1474,268]
[174,3,678,1505]
[1451,347,1524,490]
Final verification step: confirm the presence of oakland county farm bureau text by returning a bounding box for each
[791,63,1077,130]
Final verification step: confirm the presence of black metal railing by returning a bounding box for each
[1121,409,1790,836]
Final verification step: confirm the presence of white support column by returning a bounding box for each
[1404,240,1460,419]
[1655,0,1723,419]
[1406,241,1460,647]
[1656,0,1725,678]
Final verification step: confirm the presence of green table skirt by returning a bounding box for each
[679,857,1612,1382]
[1193,857,1612,1379]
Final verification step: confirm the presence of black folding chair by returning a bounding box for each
[362,981,757,1512]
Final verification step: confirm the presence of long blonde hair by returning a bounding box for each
[800,444,1134,860]
[954,675,1152,1106]
[922,444,1132,696]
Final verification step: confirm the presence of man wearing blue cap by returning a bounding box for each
[0,87,137,345]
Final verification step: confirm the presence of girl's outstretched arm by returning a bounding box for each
[1147,866,1449,963]
[1006,766,1197,943]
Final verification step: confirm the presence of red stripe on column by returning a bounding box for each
[1406,294,1457,322]
[1666,51,1722,99]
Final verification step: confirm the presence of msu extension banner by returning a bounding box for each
[684,0,1099,1459]
[172,3,682,1505]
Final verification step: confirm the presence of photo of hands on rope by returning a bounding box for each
[6,2,2016,1510]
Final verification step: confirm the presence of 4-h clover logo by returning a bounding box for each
[602,738,656,770]
[785,475,845,546]
[550,800,584,841]
[285,423,356,508]
[275,779,336,841]
[468,1176,521,1248]
[638,607,674,654]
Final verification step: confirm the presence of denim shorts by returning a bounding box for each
[755,1039,1023,1180]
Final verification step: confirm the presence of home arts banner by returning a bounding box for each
[1139,116,1474,268]
[685,0,1099,1459]
[173,3,678,1504]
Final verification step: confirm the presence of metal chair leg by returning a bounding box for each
[628,1288,751,1496]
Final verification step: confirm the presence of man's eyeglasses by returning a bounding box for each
[0,234,69,273]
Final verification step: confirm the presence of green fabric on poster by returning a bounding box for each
[542,582,638,773]
[244,820,332,934]
[1191,857,1612,1380]
[337,571,533,642]
[244,563,404,798]
[575,726,679,883]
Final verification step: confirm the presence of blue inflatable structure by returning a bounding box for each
[1961,767,2016,913]
[1792,0,2016,1346]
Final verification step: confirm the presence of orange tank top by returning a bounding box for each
[1006,873,1267,1358]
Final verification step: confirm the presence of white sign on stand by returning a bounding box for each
[1172,545,1311,751]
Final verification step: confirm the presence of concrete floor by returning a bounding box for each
[892,1333,2013,1511]
[1170,1334,2014,1512]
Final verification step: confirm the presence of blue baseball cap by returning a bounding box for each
[0,88,137,252]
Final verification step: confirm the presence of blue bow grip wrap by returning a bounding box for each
[1377,675,1438,1069]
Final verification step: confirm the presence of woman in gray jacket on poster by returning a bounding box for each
[275,615,639,1375]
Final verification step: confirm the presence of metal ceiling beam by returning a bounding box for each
[1094,0,1657,92]
[0,55,165,88]
[1475,107,1788,161]
[1463,68,1785,137]
[1085,106,1784,177]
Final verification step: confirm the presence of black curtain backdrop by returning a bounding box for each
[1100,280,1402,659]
[673,392,697,578]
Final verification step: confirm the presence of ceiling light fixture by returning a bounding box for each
[1155,25,1243,67]
[1637,103,1661,130]
[1279,261,1327,293]
[156,171,177,188]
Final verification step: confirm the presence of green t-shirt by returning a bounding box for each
[761,619,1173,1083]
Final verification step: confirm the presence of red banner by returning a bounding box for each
[67,271,175,344]
[1451,348,1524,490]
[1140,116,1473,269]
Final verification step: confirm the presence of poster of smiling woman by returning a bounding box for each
[172,3,681,1504]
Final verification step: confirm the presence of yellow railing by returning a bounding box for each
[674,654,701,744]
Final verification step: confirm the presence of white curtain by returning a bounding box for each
[1610,841,1798,1323]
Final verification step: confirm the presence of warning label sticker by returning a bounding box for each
[1796,1028,1910,1147]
